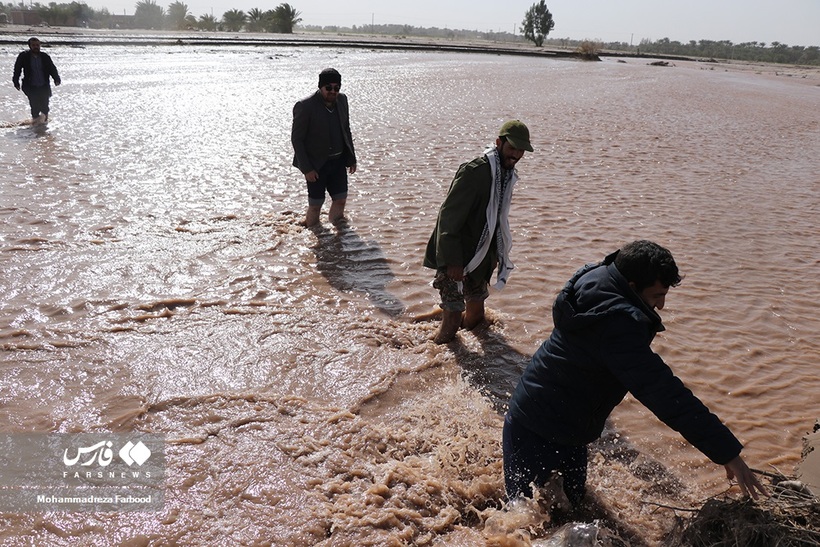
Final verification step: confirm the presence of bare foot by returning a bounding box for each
[462,300,486,331]
[411,308,443,323]
[433,310,462,344]
[328,198,346,223]
[302,205,322,227]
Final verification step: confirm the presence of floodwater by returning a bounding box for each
[0,37,818,545]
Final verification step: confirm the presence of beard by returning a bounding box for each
[499,151,519,170]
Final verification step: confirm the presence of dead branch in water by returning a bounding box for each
[658,470,819,546]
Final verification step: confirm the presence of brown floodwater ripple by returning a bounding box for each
[0,41,818,544]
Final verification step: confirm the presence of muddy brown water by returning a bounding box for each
[1,41,818,544]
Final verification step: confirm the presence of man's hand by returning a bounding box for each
[13,82,20,91]
[446,265,464,282]
[348,163,357,175]
[304,170,319,183]
[724,455,768,500]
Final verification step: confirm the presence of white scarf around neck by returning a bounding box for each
[463,146,517,290]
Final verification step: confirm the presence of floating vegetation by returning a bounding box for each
[663,470,819,546]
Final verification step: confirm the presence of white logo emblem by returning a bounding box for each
[119,441,152,466]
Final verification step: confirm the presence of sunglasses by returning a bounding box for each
[323,84,341,92]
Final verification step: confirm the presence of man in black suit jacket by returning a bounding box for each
[291,68,357,226]
[12,37,61,123]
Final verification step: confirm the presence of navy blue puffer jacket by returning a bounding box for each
[508,253,742,465]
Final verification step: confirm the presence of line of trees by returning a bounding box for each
[0,0,302,33]
[542,36,820,66]
[305,19,820,66]
[1,0,100,26]
[135,1,301,32]
[2,0,817,66]
[633,37,820,66]
[300,22,524,44]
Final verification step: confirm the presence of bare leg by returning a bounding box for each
[328,198,347,224]
[434,309,462,344]
[462,300,486,331]
[303,204,322,227]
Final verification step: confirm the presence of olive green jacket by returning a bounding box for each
[424,156,497,283]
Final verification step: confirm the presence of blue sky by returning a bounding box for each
[92,0,819,47]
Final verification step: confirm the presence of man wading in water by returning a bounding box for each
[423,120,533,343]
[504,240,768,510]
[12,37,61,124]
[291,68,357,227]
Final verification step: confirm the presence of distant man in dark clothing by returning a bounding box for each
[504,240,767,507]
[12,37,61,123]
[291,68,357,227]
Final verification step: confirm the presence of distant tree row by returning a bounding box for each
[0,1,301,33]
[300,22,524,44]
[633,37,820,66]
[1,0,103,27]
[134,1,301,32]
[306,20,820,66]
[1,1,817,66]
[543,36,820,66]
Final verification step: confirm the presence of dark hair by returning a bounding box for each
[613,240,682,290]
[28,37,40,46]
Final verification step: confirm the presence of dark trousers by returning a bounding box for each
[25,86,51,119]
[306,155,348,205]
[502,413,588,506]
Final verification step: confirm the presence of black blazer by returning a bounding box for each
[13,50,61,94]
[291,90,356,174]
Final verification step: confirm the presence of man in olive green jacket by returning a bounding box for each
[424,120,533,343]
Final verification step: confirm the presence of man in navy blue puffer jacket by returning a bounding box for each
[504,240,767,508]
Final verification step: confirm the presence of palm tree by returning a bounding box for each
[273,3,301,33]
[134,0,164,29]
[221,8,246,32]
[246,7,265,32]
[261,9,277,32]
[198,13,217,31]
[166,1,189,30]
